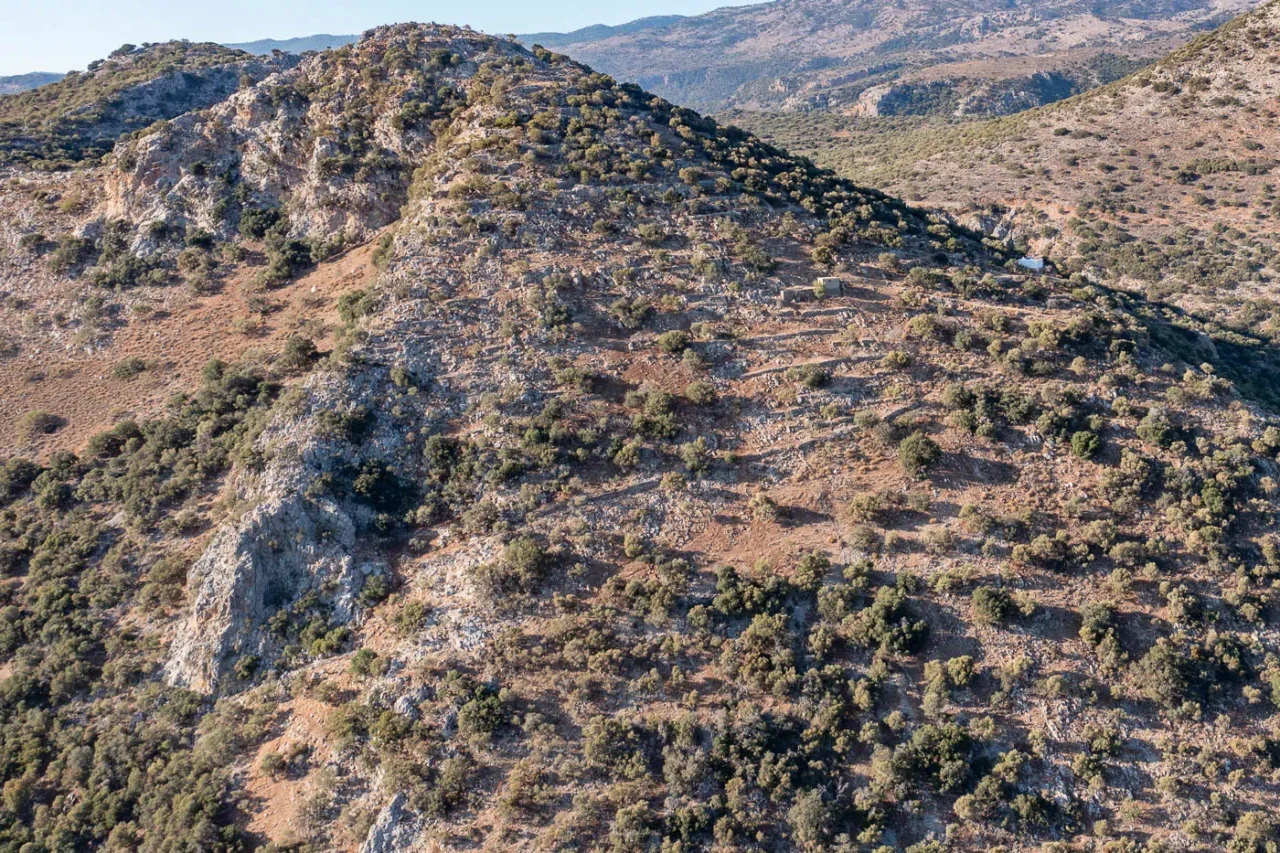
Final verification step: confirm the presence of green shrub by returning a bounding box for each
[1079,602,1117,647]
[679,437,711,474]
[470,535,551,601]
[279,335,319,371]
[350,647,388,677]
[685,381,715,404]
[111,356,148,380]
[793,551,830,593]
[898,431,941,476]
[882,350,913,370]
[1071,430,1101,459]
[720,613,798,694]
[1131,639,1191,708]
[787,789,832,849]
[786,363,830,388]
[583,716,648,779]
[971,585,1014,625]
[238,206,282,239]
[18,410,64,439]
[848,586,928,654]
[1136,407,1174,447]
[337,289,376,325]
[891,723,971,793]
[657,330,689,354]
[233,654,260,680]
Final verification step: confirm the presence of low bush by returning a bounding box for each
[898,431,941,476]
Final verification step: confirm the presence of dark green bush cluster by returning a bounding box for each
[76,359,278,523]
[0,360,289,849]
[897,430,941,476]
[942,382,1039,439]
[626,386,679,439]
[846,584,929,654]
[470,535,553,602]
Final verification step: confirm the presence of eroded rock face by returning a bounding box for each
[359,793,420,853]
[164,459,361,693]
[166,367,414,694]
[103,26,532,247]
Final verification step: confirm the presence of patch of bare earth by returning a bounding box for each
[0,238,379,457]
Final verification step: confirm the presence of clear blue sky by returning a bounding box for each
[0,0,752,75]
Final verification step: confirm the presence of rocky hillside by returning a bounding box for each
[0,41,294,167]
[750,0,1280,367]
[3,21,1280,853]
[523,0,1263,114]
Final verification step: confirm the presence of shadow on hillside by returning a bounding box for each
[1105,282,1280,410]
[929,452,1019,486]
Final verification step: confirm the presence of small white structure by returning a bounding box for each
[814,276,843,298]
[1017,257,1046,272]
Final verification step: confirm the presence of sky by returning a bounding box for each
[0,0,750,75]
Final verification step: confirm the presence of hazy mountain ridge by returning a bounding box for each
[0,72,64,95]
[519,14,691,47]
[225,33,359,55]
[522,0,1265,114]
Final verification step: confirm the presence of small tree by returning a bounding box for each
[972,585,1014,625]
[279,335,318,371]
[899,431,941,476]
[1071,430,1100,460]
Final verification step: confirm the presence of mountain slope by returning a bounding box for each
[524,0,1263,114]
[771,0,1280,345]
[3,21,1280,853]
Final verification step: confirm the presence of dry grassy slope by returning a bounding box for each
[0,166,378,456]
[4,22,1280,853]
[742,0,1280,345]
[528,0,1263,113]
[878,0,1280,213]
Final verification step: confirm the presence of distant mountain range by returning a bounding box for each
[518,14,686,48]
[510,0,1267,114]
[0,72,64,95]
[220,17,691,57]
[223,33,358,55]
[217,0,1274,118]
